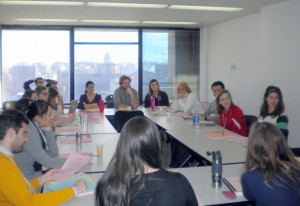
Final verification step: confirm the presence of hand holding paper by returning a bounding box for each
[47,153,91,182]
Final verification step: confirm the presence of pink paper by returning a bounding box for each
[226,177,243,196]
[204,131,237,139]
[55,127,81,133]
[60,135,92,144]
[47,153,91,182]
[87,117,98,123]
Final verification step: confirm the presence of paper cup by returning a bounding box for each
[96,144,103,156]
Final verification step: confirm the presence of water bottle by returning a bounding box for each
[99,100,104,113]
[192,108,200,128]
[75,132,82,145]
[208,151,223,188]
[150,95,156,111]
[82,114,88,133]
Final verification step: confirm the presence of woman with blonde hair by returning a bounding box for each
[171,82,198,113]
[241,122,300,206]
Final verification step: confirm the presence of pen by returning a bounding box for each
[222,178,237,197]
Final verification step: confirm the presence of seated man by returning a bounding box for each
[114,75,139,110]
[200,81,225,123]
[0,110,87,205]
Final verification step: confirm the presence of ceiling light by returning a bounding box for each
[169,5,243,12]
[142,21,198,25]
[14,18,78,22]
[80,20,140,24]
[87,2,167,9]
[0,1,84,6]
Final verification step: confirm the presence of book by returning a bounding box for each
[47,174,95,197]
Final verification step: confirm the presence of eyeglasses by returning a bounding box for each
[40,93,49,96]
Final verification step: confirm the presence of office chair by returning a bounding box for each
[244,115,258,136]
[105,94,114,109]
[2,101,17,110]
[114,110,144,132]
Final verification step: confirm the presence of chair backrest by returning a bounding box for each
[114,110,144,132]
[244,115,258,136]
[105,94,114,108]
[2,101,17,110]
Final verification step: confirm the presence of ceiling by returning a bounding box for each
[0,0,287,28]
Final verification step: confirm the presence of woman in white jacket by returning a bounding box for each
[171,82,198,113]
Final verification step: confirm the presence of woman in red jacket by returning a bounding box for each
[216,90,247,136]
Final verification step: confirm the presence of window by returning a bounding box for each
[142,30,200,102]
[1,30,70,103]
[74,29,139,101]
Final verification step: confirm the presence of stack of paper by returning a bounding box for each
[223,177,243,196]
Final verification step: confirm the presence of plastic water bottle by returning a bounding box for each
[150,95,156,111]
[99,100,104,113]
[192,108,200,128]
[208,151,223,188]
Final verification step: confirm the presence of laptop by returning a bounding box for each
[68,100,78,114]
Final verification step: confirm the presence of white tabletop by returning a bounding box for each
[167,126,248,164]
[57,164,247,206]
[56,133,119,172]
[55,113,117,136]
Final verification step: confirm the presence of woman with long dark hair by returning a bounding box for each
[14,100,66,179]
[242,122,300,206]
[216,89,247,136]
[95,117,197,206]
[144,79,169,108]
[258,85,288,138]
[78,81,102,110]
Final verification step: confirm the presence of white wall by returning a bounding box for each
[200,0,300,147]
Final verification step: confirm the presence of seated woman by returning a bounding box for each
[96,117,198,206]
[14,100,66,180]
[258,85,288,138]
[171,82,198,113]
[216,90,247,136]
[144,79,169,108]
[48,87,74,127]
[23,90,38,100]
[15,98,33,114]
[242,122,300,206]
[78,81,102,110]
[35,86,49,101]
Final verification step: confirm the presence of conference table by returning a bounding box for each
[51,107,251,205]
[54,164,248,206]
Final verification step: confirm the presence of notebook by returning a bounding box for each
[68,100,78,114]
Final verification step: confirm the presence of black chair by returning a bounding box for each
[2,101,17,110]
[244,115,258,136]
[105,94,114,108]
[114,110,144,132]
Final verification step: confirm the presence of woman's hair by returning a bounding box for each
[216,89,234,113]
[260,85,285,118]
[48,87,58,99]
[148,79,159,97]
[85,81,94,94]
[23,90,38,99]
[177,82,192,94]
[15,98,33,114]
[35,85,47,94]
[245,122,300,193]
[96,116,162,206]
[119,75,131,86]
[27,100,50,119]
